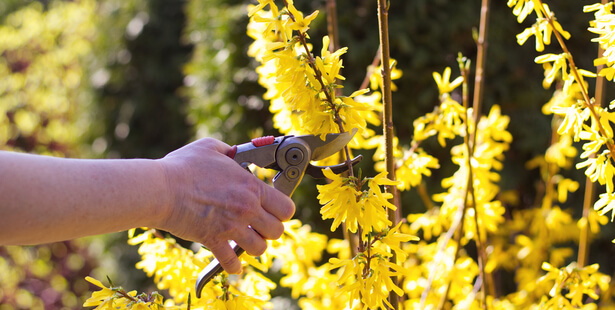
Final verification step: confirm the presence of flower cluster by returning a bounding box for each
[83,276,165,310]
[317,169,398,235]
[401,241,480,308]
[316,170,417,308]
[87,229,279,310]
[247,0,369,137]
[434,104,510,242]
[127,230,210,304]
[396,63,513,308]
[505,0,614,307]
[511,0,615,223]
[538,262,610,308]
[586,3,615,81]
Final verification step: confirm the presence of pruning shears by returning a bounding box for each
[195,129,362,298]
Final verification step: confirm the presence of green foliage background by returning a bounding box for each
[1,0,614,308]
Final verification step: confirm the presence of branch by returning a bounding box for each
[470,0,493,305]
[377,0,401,308]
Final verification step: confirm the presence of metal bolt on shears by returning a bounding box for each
[195,129,361,298]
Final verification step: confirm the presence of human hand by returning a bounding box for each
[154,138,295,274]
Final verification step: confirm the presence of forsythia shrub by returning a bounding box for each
[81,0,615,309]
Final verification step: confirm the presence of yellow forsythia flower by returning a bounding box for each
[317,168,362,233]
[432,67,463,95]
[538,262,610,308]
[318,168,399,236]
[83,276,117,308]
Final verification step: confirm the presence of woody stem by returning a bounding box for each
[578,0,609,266]
[377,0,401,309]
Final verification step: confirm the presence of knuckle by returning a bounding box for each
[214,219,235,237]
[217,253,234,266]
[250,180,267,202]
[272,196,295,221]
[233,184,258,205]
[270,222,285,240]
[225,194,254,219]
[282,199,296,221]
[247,240,267,256]
[255,242,267,256]
[219,255,240,274]
[208,242,241,274]
[205,239,226,254]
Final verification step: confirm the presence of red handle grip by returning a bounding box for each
[251,136,275,147]
[227,145,238,159]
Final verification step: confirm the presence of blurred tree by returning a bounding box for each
[92,0,192,159]
[0,0,36,20]
[183,0,274,146]
[84,0,197,293]
[0,0,97,156]
[0,1,102,308]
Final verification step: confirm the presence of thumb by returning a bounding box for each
[192,137,232,155]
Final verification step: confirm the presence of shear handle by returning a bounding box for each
[195,242,245,298]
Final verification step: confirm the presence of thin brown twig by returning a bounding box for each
[437,190,470,310]
[420,62,469,306]
[376,0,398,214]
[469,0,493,305]
[437,1,493,305]
[327,0,342,99]
[438,56,478,310]
[578,177,596,267]
[360,46,382,91]
[117,288,139,303]
[325,0,359,259]
[419,200,465,308]
[578,0,610,267]
[326,0,340,55]
[376,0,401,308]
[471,0,490,140]
[417,182,435,210]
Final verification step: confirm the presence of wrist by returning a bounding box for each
[148,158,176,230]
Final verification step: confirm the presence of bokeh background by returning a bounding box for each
[1,0,614,308]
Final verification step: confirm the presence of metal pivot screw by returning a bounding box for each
[285,166,300,180]
[285,147,304,165]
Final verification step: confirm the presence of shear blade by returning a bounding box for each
[305,155,363,179]
[297,128,357,161]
